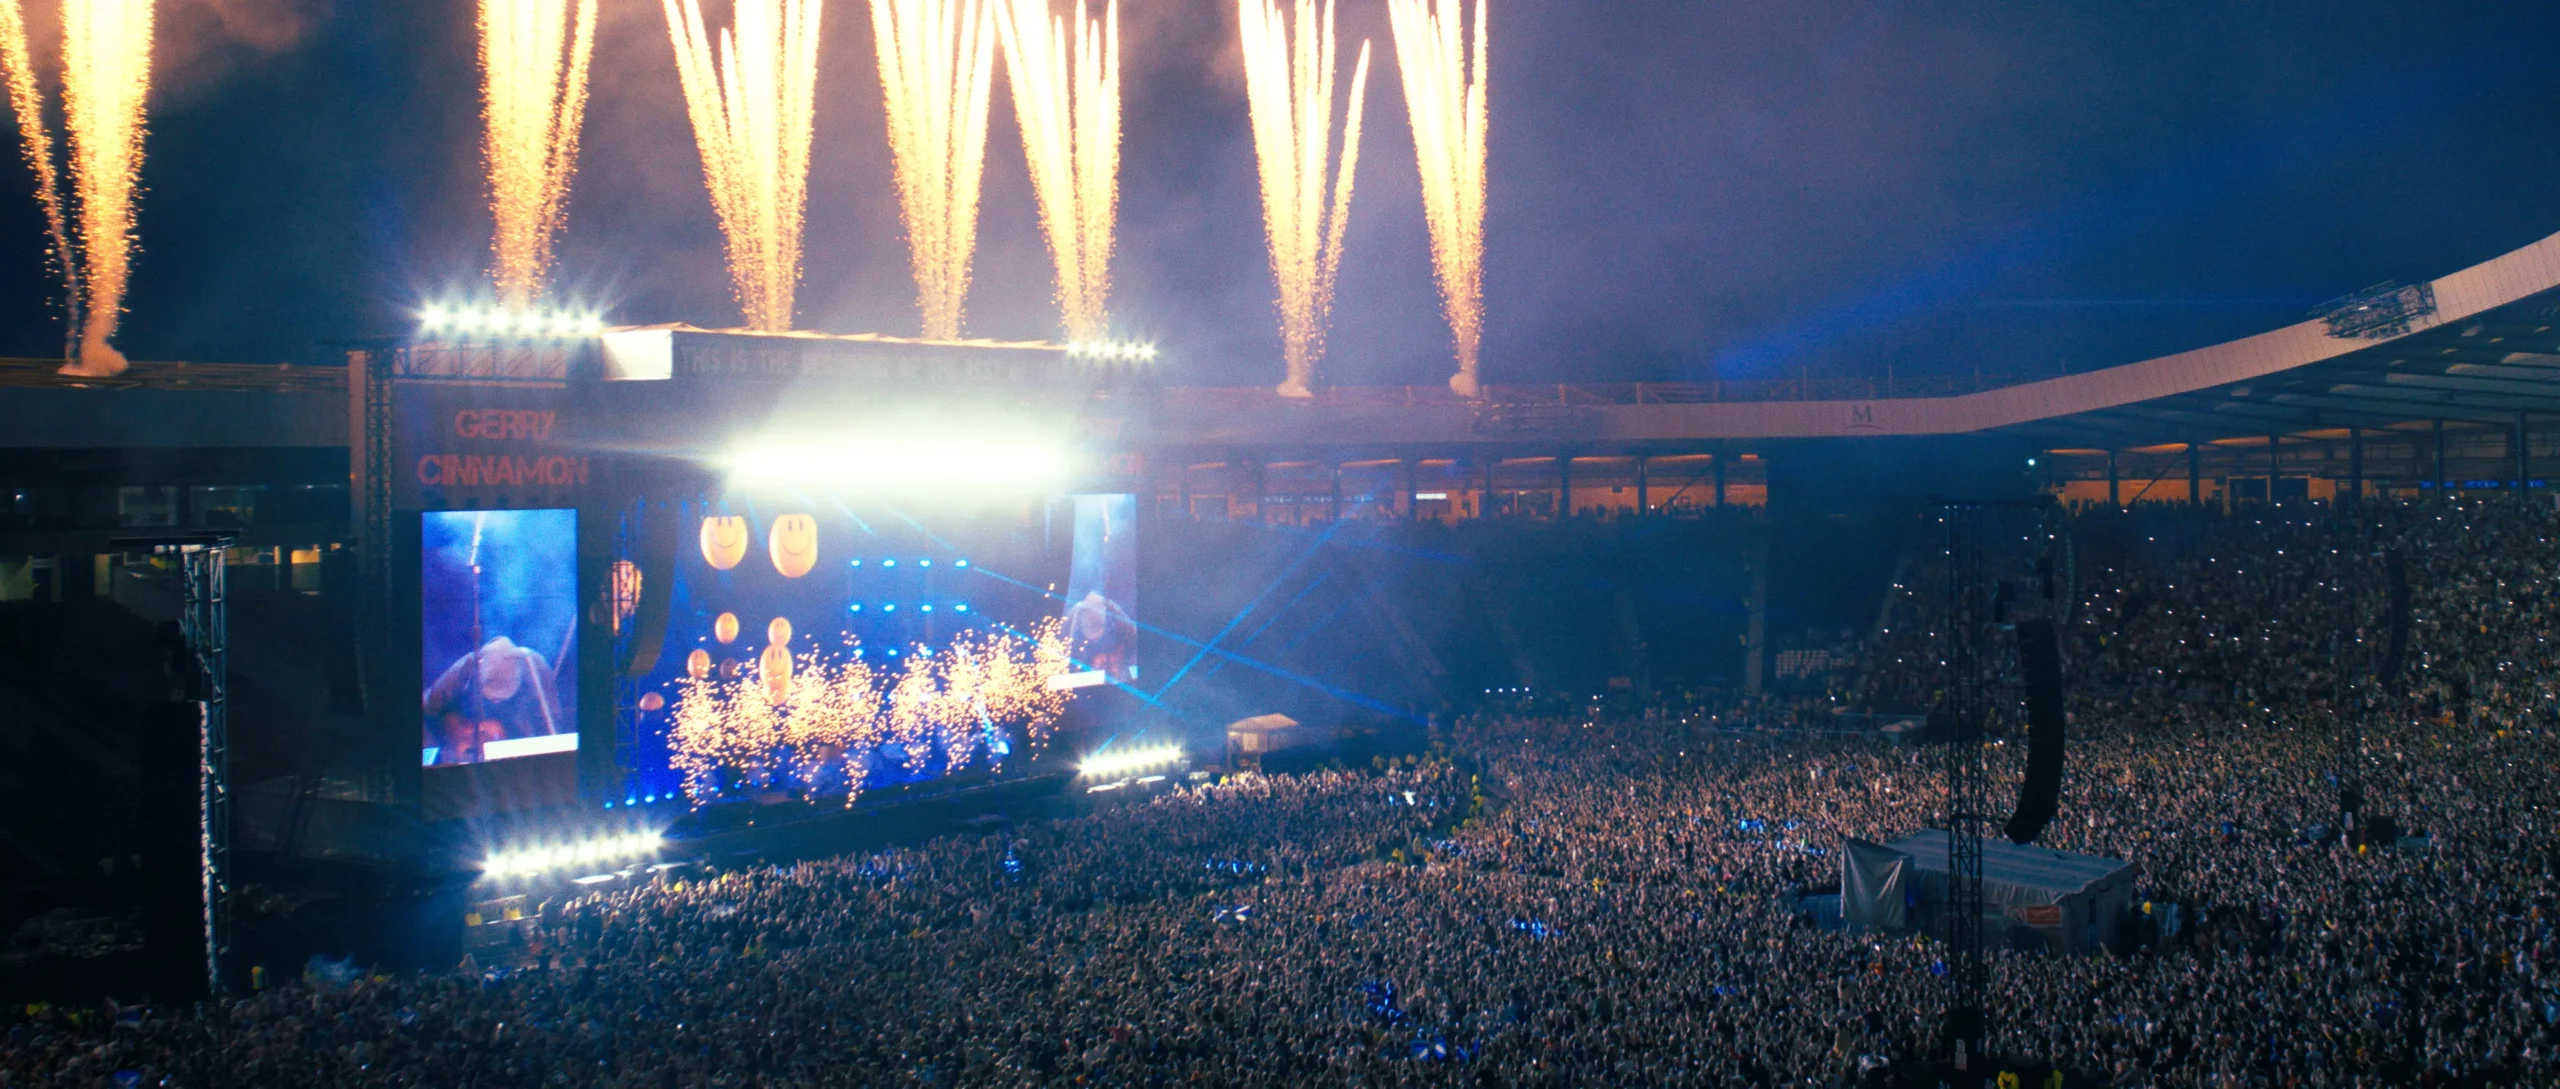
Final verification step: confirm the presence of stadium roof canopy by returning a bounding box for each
[9,233,2560,456]
[1142,230,2560,452]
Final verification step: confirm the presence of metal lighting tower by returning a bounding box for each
[1930,500,1989,1079]
[118,532,236,997]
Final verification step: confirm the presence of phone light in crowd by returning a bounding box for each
[481,830,664,878]
[1065,340,1158,363]
[419,302,606,341]
[723,431,1076,498]
[1077,743,1185,779]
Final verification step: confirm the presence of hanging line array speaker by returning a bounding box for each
[2380,548,2409,684]
[2004,617,2066,845]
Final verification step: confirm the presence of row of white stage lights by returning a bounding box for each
[1077,744,1185,780]
[419,305,606,340]
[483,831,663,878]
[1063,340,1158,362]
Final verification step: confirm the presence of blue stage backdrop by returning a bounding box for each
[421,509,579,767]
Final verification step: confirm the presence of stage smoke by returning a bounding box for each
[871,0,996,339]
[663,0,823,332]
[1239,0,1369,398]
[993,0,1118,343]
[1386,0,1486,398]
[481,0,597,310]
[0,0,154,377]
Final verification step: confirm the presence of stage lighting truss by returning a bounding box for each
[481,831,665,878]
[417,303,607,342]
[1077,744,1185,780]
[1063,339,1158,364]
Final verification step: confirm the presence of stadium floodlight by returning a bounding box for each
[1078,744,1184,779]
[723,429,1078,498]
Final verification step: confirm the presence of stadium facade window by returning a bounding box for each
[190,485,265,528]
[116,485,178,527]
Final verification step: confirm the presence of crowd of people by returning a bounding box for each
[10,497,2560,1086]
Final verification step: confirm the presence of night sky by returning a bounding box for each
[1,1,2557,388]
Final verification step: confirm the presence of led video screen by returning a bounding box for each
[620,504,1079,805]
[421,509,579,766]
[1061,494,1138,684]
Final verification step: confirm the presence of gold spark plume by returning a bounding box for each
[993,0,1117,343]
[1387,0,1485,398]
[0,0,154,377]
[1238,0,1368,398]
[664,0,824,332]
[870,0,996,339]
[481,0,598,311]
[0,0,74,360]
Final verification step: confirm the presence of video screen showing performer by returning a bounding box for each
[421,509,579,766]
[1062,494,1137,682]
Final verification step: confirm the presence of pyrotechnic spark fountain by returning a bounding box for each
[871,0,995,340]
[664,0,823,332]
[0,0,153,377]
[482,0,597,311]
[993,0,1117,342]
[1238,0,1369,398]
[1388,0,1485,398]
[0,1,73,359]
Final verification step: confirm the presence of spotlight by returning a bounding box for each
[420,305,450,331]
[578,313,604,334]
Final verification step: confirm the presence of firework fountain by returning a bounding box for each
[993,0,1117,343]
[872,0,996,340]
[1239,0,1368,398]
[1387,0,1485,398]
[664,0,824,332]
[0,0,153,377]
[482,0,597,311]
